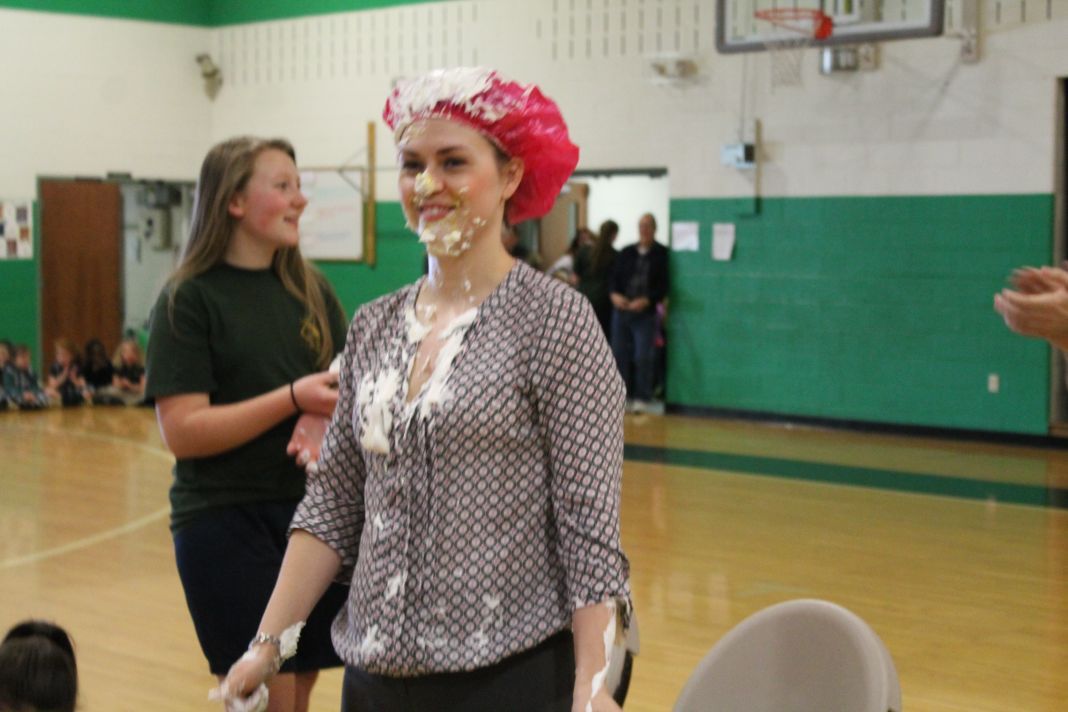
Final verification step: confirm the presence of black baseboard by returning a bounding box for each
[665,404,1066,450]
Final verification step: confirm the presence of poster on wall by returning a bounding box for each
[298,170,364,261]
[0,201,33,260]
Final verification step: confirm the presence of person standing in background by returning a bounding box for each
[575,219,619,342]
[610,213,669,414]
[145,136,349,712]
[546,228,593,286]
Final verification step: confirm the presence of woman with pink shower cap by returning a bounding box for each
[220,67,632,712]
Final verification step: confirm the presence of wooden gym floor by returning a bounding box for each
[2,407,1066,711]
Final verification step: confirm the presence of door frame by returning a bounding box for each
[1050,77,1067,434]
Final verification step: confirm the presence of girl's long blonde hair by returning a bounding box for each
[166,136,338,368]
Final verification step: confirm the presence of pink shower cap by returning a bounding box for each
[383,67,580,225]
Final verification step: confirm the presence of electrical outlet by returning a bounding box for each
[988,373,1000,394]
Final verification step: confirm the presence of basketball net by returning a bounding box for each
[754,9,833,89]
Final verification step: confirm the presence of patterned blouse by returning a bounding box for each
[292,260,631,675]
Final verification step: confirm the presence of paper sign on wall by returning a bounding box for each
[712,223,735,261]
[671,221,699,251]
[299,170,364,261]
[0,201,33,260]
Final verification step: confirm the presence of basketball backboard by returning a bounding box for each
[716,0,945,53]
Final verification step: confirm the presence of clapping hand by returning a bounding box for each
[995,265,1068,351]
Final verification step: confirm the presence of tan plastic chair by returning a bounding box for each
[674,599,902,712]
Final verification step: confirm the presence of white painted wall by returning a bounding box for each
[0,9,210,199]
[205,0,1068,202]
[3,0,1068,204]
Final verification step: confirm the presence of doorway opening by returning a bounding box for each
[573,169,670,250]
[538,168,672,408]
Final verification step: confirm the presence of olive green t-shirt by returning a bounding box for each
[145,264,348,532]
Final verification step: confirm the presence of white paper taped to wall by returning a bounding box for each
[712,223,735,261]
[671,221,699,251]
[299,169,364,261]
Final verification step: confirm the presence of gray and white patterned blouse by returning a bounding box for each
[291,260,631,676]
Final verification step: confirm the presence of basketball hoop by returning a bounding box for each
[753,8,833,88]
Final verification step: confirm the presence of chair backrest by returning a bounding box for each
[674,599,902,712]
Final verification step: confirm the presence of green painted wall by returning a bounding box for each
[0,201,39,370]
[210,0,447,26]
[0,0,211,25]
[0,258,39,368]
[316,202,424,317]
[0,0,445,26]
[667,194,1053,435]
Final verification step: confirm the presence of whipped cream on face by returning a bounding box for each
[414,170,441,198]
[409,167,480,257]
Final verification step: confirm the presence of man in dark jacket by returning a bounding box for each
[610,213,669,413]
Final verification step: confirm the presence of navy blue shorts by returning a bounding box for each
[173,500,348,675]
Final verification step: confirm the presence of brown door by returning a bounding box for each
[39,180,122,361]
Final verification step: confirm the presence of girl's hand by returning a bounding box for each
[291,371,339,417]
[286,414,330,470]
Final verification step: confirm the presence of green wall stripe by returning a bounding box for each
[0,260,39,366]
[0,0,447,26]
[210,0,448,26]
[0,1,211,25]
[624,444,1068,509]
[667,194,1054,435]
[0,201,40,370]
[6,191,1055,436]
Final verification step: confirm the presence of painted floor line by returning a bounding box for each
[1,421,174,570]
[624,443,1068,509]
[0,506,170,570]
[0,421,175,461]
